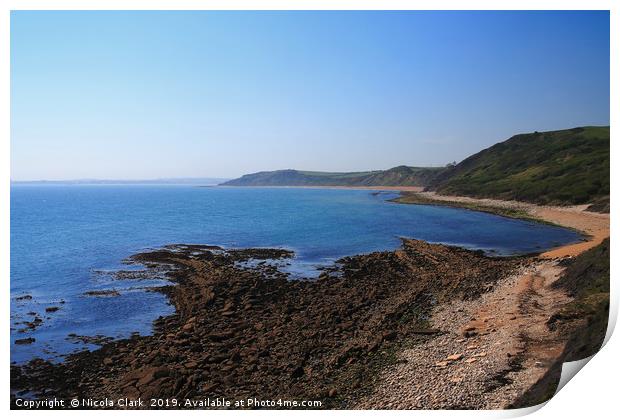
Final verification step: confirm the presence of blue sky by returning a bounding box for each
[11,11,609,180]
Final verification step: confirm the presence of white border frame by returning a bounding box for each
[2,2,616,419]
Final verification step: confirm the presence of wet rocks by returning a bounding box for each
[11,240,520,409]
[382,331,398,342]
[65,334,114,346]
[17,316,44,333]
[84,290,121,297]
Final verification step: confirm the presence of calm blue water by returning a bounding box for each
[10,185,582,363]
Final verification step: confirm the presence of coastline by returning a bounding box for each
[10,190,609,409]
[390,190,609,259]
[11,240,523,408]
[214,185,608,254]
[355,190,610,408]
[216,185,609,258]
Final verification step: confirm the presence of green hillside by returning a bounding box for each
[222,126,609,210]
[221,166,444,187]
[430,126,610,207]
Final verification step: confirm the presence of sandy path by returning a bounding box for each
[355,193,609,409]
[355,260,571,409]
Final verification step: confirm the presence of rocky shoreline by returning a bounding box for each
[11,189,610,410]
[11,240,526,409]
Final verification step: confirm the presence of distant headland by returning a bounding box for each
[222,126,610,211]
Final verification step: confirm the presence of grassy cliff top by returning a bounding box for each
[430,126,609,207]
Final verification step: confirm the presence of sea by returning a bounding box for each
[10,185,582,363]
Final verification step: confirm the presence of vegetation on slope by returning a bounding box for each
[513,238,609,407]
[222,126,609,211]
[429,126,609,208]
[549,237,610,360]
[221,166,444,187]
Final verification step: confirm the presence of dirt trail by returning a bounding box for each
[356,259,573,409]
